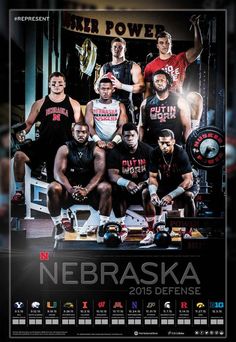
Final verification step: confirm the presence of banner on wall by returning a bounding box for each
[62,11,194,40]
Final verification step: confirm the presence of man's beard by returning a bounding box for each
[156,86,168,94]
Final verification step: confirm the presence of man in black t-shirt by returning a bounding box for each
[141,128,199,245]
[138,69,191,146]
[107,122,155,243]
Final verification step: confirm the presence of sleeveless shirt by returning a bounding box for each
[92,99,120,141]
[65,140,96,186]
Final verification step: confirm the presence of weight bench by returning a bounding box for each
[24,165,158,232]
[25,165,49,218]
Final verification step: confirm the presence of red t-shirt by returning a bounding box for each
[144,52,190,93]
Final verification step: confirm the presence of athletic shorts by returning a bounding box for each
[20,140,60,182]
[62,187,99,211]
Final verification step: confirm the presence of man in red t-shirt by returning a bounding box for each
[144,15,203,129]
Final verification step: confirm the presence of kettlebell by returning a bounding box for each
[154,231,171,248]
[103,222,122,247]
[153,221,168,233]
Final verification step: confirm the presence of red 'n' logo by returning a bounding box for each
[53,114,61,121]
[40,251,49,260]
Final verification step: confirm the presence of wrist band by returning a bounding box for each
[117,177,130,188]
[191,120,200,129]
[92,134,101,142]
[148,184,158,196]
[168,186,185,199]
[121,83,133,92]
[112,135,122,144]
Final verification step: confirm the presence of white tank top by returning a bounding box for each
[92,99,120,141]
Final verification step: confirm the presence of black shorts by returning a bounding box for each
[20,140,60,182]
[158,181,200,199]
[112,184,143,206]
[62,188,99,211]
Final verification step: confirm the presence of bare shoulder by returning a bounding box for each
[34,97,45,108]
[57,144,69,156]
[28,98,45,115]
[69,97,81,107]
[86,100,93,108]
[131,62,142,73]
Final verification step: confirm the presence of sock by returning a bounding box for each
[99,215,110,226]
[51,215,62,226]
[15,182,24,193]
[146,216,156,231]
[61,208,68,218]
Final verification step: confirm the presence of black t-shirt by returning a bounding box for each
[103,60,133,106]
[143,92,183,145]
[149,144,192,190]
[107,141,153,184]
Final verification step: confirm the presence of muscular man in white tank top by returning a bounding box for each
[85,78,128,150]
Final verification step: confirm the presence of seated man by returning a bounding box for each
[106,122,155,243]
[144,128,198,244]
[85,78,128,150]
[47,122,112,240]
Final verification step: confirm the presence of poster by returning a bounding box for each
[9,9,226,339]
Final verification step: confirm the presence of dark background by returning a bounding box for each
[1,0,235,341]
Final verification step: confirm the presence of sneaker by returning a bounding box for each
[54,223,65,240]
[86,226,97,235]
[140,230,154,245]
[97,225,105,243]
[180,227,192,239]
[119,226,128,243]
[61,218,74,233]
[11,192,25,205]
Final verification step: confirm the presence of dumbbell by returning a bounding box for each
[103,222,122,247]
